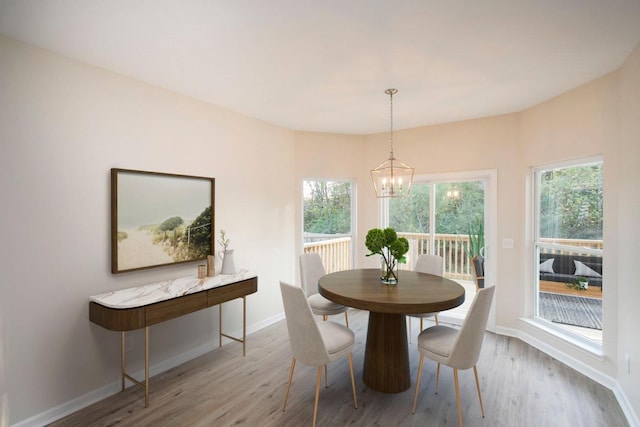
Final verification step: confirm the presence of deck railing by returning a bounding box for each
[396,232,474,279]
[303,233,473,279]
[539,238,603,255]
[304,234,604,279]
[303,237,352,274]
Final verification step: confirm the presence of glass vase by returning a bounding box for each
[380,256,399,285]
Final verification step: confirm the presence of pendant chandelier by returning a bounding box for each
[370,88,414,198]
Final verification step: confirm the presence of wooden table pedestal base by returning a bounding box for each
[363,312,410,393]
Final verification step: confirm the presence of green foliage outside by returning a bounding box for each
[303,180,351,235]
[390,181,485,235]
[539,163,603,240]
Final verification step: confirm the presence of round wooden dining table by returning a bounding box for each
[318,268,465,393]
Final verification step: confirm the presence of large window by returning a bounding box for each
[533,159,603,347]
[302,179,354,272]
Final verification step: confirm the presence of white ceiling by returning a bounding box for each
[1,0,640,134]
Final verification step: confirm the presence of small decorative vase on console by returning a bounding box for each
[219,249,236,275]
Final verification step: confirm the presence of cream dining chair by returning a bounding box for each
[407,254,443,341]
[300,253,349,326]
[280,281,358,427]
[412,285,495,427]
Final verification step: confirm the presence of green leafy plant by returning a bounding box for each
[566,276,589,290]
[466,220,485,259]
[365,227,409,283]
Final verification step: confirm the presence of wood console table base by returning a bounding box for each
[363,312,410,393]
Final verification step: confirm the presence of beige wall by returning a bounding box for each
[517,43,640,417]
[360,116,523,329]
[292,131,366,270]
[519,71,620,376]
[2,32,639,425]
[0,36,296,424]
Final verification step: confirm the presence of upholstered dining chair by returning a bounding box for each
[300,253,349,327]
[279,281,358,427]
[412,285,495,427]
[407,254,443,341]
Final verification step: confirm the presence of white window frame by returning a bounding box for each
[530,156,604,354]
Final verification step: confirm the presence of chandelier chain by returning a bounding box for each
[385,88,397,158]
[390,90,394,157]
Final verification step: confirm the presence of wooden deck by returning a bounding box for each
[539,280,602,299]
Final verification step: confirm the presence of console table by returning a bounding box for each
[89,270,258,407]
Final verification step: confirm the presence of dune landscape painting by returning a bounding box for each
[111,169,215,273]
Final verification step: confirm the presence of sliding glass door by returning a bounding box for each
[388,179,484,281]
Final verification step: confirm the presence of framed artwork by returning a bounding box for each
[111,168,215,273]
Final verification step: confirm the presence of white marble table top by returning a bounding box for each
[90,269,257,309]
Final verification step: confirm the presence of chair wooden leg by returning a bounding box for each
[412,354,425,413]
[344,311,349,328]
[322,315,327,321]
[408,316,412,343]
[420,317,423,332]
[453,368,463,427]
[282,357,296,411]
[348,353,358,409]
[435,314,439,325]
[313,366,323,427]
[435,363,441,394]
[473,365,485,418]
[324,365,328,388]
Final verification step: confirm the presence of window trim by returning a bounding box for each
[530,156,604,352]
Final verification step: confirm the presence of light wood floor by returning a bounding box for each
[50,310,627,427]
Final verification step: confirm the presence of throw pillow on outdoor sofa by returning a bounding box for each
[540,258,555,273]
[574,260,602,278]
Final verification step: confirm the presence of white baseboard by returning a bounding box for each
[11,312,285,427]
[494,325,639,427]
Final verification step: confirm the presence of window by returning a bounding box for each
[302,179,354,273]
[533,159,603,347]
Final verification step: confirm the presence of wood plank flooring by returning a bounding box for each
[49,309,627,427]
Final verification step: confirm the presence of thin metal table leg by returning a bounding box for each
[121,331,125,391]
[243,296,246,356]
[144,326,149,408]
[219,303,222,348]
